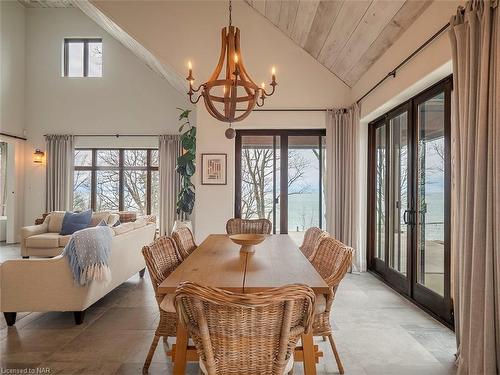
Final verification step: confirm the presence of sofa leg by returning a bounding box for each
[139,268,146,278]
[22,256,29,259]
[73,310,86,325]
[4,312,17,326]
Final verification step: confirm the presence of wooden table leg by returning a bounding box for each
[173,320,188,374]
[301,332,317,375]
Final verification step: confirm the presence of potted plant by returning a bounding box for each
[173,108,196,233]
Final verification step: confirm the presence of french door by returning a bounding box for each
[235,130,326,241]
[368,77,453,325]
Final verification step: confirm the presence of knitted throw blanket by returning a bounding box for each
[63,225,113,286]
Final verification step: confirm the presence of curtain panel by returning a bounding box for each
[159,135,182,236]
[325,104,362,270]
[45,134,74,212]
[0,142,7,217]
[449,1,499,374]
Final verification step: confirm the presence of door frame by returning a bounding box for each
[234,129,326,234]
[367,75,453,326]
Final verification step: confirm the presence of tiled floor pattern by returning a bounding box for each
[0,242,456,374]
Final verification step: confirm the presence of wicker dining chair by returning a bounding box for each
[172,226,197,260]
[226,218,272,235]
[141,236,182,373]
[300,227,329,261]
[310,237,354,374]
[175,282,315,375]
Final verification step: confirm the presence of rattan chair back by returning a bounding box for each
[172,226,197,260]
[226,218,272,235]
[175,282,315,375]
[311,236,354,288]
[300,227,328,261]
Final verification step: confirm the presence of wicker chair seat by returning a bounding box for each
[159,294,176,313]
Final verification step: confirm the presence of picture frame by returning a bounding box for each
[201,153,227,185]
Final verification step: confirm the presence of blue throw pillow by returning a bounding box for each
[112,220,121,227]
[97,220,108,227]
[60,210,92,235]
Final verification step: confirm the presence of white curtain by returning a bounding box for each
[449,1,499,373]
[159,135,182,236]
[325,104,362,270]
[45,134,74,212]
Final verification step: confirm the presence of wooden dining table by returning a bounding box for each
[158,234,329,374]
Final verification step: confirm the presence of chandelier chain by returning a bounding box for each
[229,0,232,26]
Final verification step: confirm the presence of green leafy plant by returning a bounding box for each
[176,108,196,217]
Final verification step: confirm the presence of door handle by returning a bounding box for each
[403,210,410,225]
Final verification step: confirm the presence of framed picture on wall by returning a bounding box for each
[201,153,227,185]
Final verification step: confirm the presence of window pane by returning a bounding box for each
[124,150,147,167]
[151,150,159,167]
[240,136,278,231]
[151,170,159,223]
[375,124,387,261]
[123,170,147,215]
[96,150,119,166]
[287,135,321,245]
[67,42,84,77]
[88,42,102,77]
[74,150,92,167]
[96,170,119,211]
[417,92,446,296]
[389,112,408,276]
[73,170,91,211]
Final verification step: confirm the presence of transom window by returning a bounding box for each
[63,38,102,77]
[73,149,159,217]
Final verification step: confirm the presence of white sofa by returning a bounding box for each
[0,221,155,326]
[20,211,120,258]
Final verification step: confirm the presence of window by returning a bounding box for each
[63,38,102,77]
[235,130,326,245]
[73,149,158,218]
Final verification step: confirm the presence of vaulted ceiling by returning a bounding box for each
[245,0,432,87]
[18,0,73,8]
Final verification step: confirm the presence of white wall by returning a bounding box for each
[0,0,26,138]
[91,0,352,241]
[22,7,191,225]
[0,1,27,242]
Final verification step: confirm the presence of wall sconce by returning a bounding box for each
[33,149,45,164]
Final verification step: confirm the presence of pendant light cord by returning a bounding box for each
[229,0,232,26]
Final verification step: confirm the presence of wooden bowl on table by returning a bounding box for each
[229,234,267,253]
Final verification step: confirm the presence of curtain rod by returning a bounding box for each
[43,134,160,138]
[0,132,27,141]
[236,108,328,112]
[356,21,451,104]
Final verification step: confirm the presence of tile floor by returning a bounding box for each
[0,242,457,374]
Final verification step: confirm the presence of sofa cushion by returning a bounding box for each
[133,219,147,230]
[90,211,110,227]
[48,211,66,233]
[59,235,72,247]
[113,222,135,236]
[60,210,92,235]
[26,233,61,249]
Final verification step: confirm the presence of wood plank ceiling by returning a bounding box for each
[246,0,432,87]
